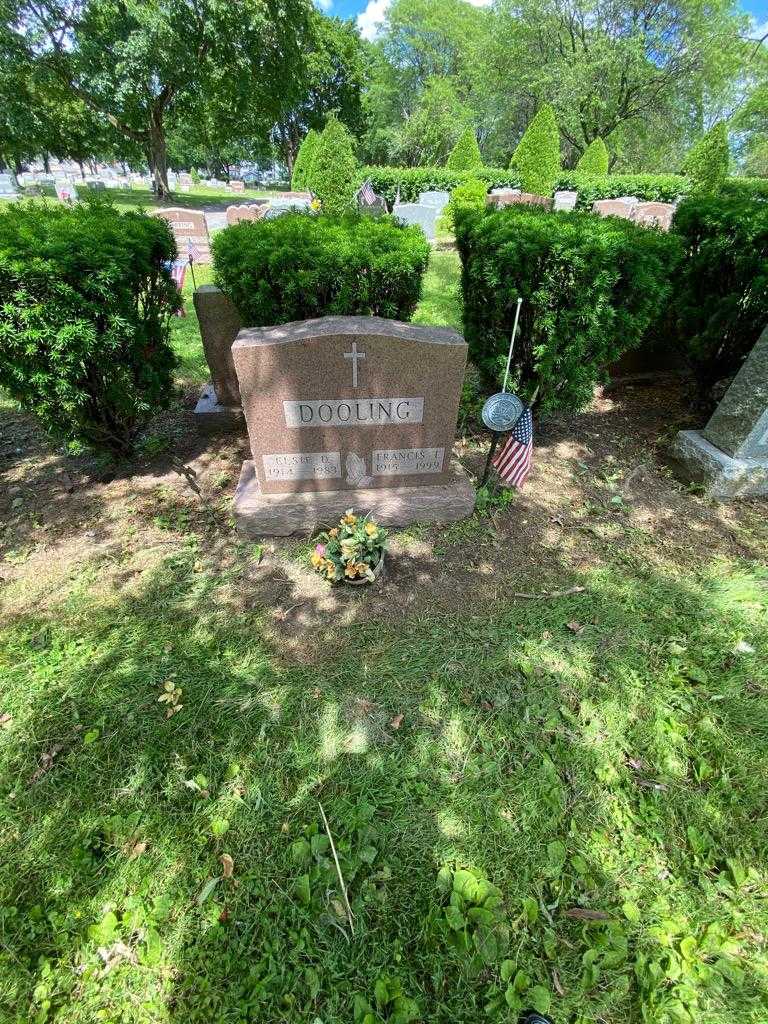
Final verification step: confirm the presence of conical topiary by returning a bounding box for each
[446,128,482,171]
[575,137,609,175]
[682,122,729,193]
[291,129,320,190]
[509,104,561,196]
[307,116,359,215]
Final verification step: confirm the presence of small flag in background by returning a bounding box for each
[492,406,533,488]
[358,179,378,207]
[187,239,201,263]
[163,259,187,317]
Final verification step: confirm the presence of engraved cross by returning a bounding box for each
[344,341,366,389]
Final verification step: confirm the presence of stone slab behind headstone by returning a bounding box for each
[230,316,475,534]
[593,199,635,219]
[0,173,20,199]
[225,204,268,226]
[152,208,211,263]
[630,202,675,231]
[418,190,449,210]
[392,203,439,241]
[192,286,243,429]
[553,190,578,211]
[671,324,768,498]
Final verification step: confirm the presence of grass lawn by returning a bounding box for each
[1,254,767,1024]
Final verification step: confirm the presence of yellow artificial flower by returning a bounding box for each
[328,528,339,538]
[364,522,378,537]
[344,562,360,578]
[310,552,323,568]
[342,512,357,526]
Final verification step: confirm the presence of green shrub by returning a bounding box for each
[682,122,729,194]
[212,213,431,325]
[446,178,487,231]
[509,104,561,196]
[455,206,682,413]
[446,129,482,171]
[576,138,609,175]
[671,194,768,397]
[291,129,320,191]
[0,198,178,455]
[307,116,359,215]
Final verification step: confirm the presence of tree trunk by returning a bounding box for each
[77,160,85,178]
[149,106,171,198]
[43,152,51,173]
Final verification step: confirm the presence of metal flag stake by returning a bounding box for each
[502,297,523,394]
[479,297,525,487]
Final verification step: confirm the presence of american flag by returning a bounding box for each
[187,239,201,263]
[163,259,187,317]
[492,406,533,488]
[358,179,378,207]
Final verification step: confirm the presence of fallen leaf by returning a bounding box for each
[127,840,147,860]
[97,941,137,974]
[563,907,611,921]
[30,744,63,784]
[0,713,12,728]
[566,621,585,634]
[218,908,230,924]
[311,687,322,700]
[220,853,234,879]
[197,877,220,905]
[355,697,375,714]
[331,899,346,919]
[552,968,565,997]
[390,714,404,730]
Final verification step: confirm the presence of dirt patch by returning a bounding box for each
[2,381,766,662]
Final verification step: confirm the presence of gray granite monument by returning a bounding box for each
[671,324,768,498]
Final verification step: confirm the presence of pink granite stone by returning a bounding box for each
[630,202,675,231]
[592,199,635,219]
[231,316,468,496]
[152,207,211,263]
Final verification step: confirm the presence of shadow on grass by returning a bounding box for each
[1,518,766,1023]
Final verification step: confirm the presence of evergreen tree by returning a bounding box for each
[682,122,729,193]
[575,137,609,175]
[291,129,320,190]
[308,115,359,214]
[509,104,561,196]
[446,127,482,170]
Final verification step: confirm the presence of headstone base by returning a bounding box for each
[193,383,244,432]
[233,460,476,537]
[671,430,768,499]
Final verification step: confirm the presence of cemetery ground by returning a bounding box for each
[1,263,768,1024]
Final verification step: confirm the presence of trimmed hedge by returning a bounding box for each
[556,172,689,207]
[671,194,768,396]
[446,178,488,231]
[447,129,483,171]
[291,128,320,191]
[575,138,609,176]
[510,104,561,196]
[360,166,518,205]
[361,166,768,209]
[455,206,682,413]
[308,116,359,215]
[0,198,178,455]
[212,213,431,326]
[683,122,729,194]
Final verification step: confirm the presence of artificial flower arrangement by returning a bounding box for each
[311,509,386,584]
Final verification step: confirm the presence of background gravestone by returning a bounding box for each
[153,208,211,263]
[192,285,243,430]
[671,324,768,497]
[392,202,440,241]
[230,316,475,535]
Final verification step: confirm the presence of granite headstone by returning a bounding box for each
[153,207,211,263]
[672,324,768,498]
[230,316,475,534]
